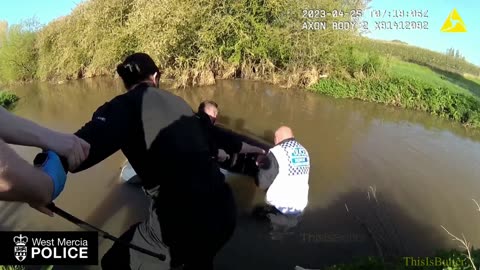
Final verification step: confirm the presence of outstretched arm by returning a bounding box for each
[71,95,133,173]
[0,138,53,206]
[213,127,265,154]
[0,106,90,171]
[239,142,265,154]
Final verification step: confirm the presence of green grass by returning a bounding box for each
[2,0,371,87]
[470,77,480,84]
[0,91,19,110]
[357,38,480,77]
[310,58,480,129]
[0,265,53,270]
[0,0,479,132]
[389,60,478,97]
[323,248,480,269]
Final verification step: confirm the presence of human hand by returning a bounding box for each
[252,145,266,154]
[45,133,90,171]
[217,149,230,162]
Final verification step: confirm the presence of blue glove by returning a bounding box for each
[36,150,67,201]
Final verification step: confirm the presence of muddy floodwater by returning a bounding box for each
[2,78,480,270]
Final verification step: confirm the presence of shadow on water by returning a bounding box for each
[215,187,450,270]
[217,114,274,147]
[83,175,150,233]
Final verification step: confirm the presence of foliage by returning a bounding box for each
[357,38,480,77]
[0,265,53,270]
[0,91,20,110]
[1,0,478,89]
[0,267,26,270]
[0,19,40,83]
[311,72,480,128]
[322,248,480,270]
[0,0,479,129]
[23,0,370,87]
[446,47,465,61]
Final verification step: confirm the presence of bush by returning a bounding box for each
[323,248,480,270]
[32,0,369,87]
[337,46,388,78]
[0,266,25,270]
[0,19,40,83]
[357,38,480,77]
[0,91,19,110]
[311,74,480,128]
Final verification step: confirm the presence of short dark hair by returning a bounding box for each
[116,53,161,89]
[198,100,218,113]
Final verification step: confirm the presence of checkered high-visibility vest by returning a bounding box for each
[266,139,310,215]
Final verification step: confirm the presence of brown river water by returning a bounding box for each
[2,78,480,270]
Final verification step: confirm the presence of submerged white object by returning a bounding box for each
[120,161,141,184]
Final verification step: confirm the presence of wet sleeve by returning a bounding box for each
[257,152,279,190]
[213,127,243,154]
[71,95,133,173]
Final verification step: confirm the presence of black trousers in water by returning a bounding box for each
[101,185,237,270]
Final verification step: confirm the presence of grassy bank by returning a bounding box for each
[0,266,53,270]
[310,52,480,128]
[357,38,480,77]
[0,0,479,129]
[1,0,367,88]
[322,248,480,270]
[0,91,19,110]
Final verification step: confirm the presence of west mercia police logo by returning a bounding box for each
[14,234,28,262]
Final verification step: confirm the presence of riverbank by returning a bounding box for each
[0,91,19,110]
[321,248,480,270]
[310,59,480,129]
[1,0,480,130]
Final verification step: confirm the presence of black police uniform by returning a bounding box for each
[72,82,236,270]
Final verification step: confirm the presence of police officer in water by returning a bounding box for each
[254,126,311,239]
[195,100,266,163]
[60,52,245,270]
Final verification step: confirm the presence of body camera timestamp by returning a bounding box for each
[375,21,429,30]
[302,9,364,19]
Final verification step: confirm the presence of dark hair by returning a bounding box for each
[198,100,218,113]
[116,53,160,89]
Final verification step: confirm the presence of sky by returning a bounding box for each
[0,0,478,66]
[0,0,80,26]
[361,0,480,66]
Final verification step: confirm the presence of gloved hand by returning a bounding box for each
[34,150,68,201]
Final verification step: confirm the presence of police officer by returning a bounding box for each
[69,53,238,270]
[195,100,265,162]
[255,126,310,238]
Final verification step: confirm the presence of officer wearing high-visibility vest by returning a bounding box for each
[256,126,310,216]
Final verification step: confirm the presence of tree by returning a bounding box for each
[0,21,7,46]
[0,18,39,83]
